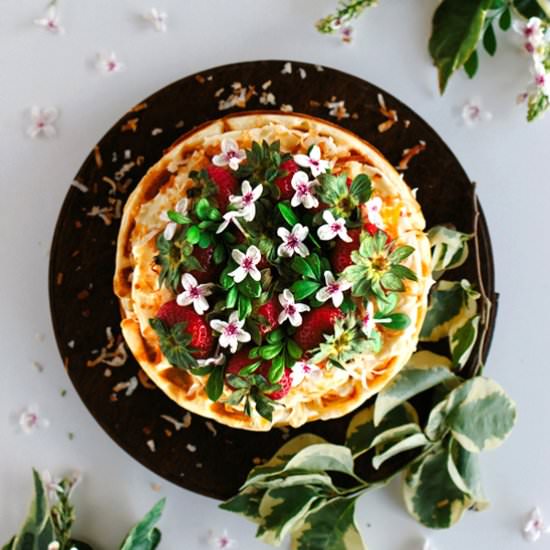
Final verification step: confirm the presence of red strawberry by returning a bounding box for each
[274,159,299,200]
[225,348,256,387]
[260,364,292,400]
[330,229,361,273]
[156,301,214,359]
[364,223,378,236]
[293,305,345,352]
[206,165,238,211]
[189,245,220,284]
[257,298,280,335]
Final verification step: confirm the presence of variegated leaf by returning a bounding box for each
[284,444,356,477]
[291,497,365,550]
[428,225,472,279]
[449,315,480,368]
[372,433,429,470]
[374,351,455,425]
[403,446,472,528]
[346,402,418,458]
[219,487,266,522]
[119,498,165,550]
[420,280,479,342]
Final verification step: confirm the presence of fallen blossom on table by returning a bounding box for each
[208,529,237,549]
[42,470,62,503]
[524,507,550,542]
[461,97,492,127]
[34,5,64,34]
[96,51,124,75]
[18,404,50,434]
[143,8,167,32]
[27,106,58,139]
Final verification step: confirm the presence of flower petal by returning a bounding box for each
[318,225,335,241]
[293,154,311,168]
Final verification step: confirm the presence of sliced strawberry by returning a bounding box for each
[206,165,238,212]
[188,245,220,284]
[330,228,361,274]
[257,298,280,335]
[156,301,214,359]
[293,304,345,353]
[260,364,292,400]
[274,159,299,200]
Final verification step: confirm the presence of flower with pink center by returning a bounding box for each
[365,196,385,229]
[340,25,354,44]
[18,404,49,434]
[317,210,352,242]
[144,8,168,32]
[176,273,214,315]
[96,51,124,75]
[34,6,65,34]
[291,360,320,386]
[315,271,352,307]
[161,198,188,240]
[294,145,330,177]
[514,17,546,55]
[207,529,237,549]
[361,301,391,338]
[533,60,550,95]
[277,223,309,258]
[290,171,319,209]
[27,106,58,139]
[210,311,251,353]
[524,507,550,542]
[228,245,262,283]
[461,98,492,127]
[228,180,263,221]
[278,289,310,327]
[213,138,246,171]
[42,470,62,503]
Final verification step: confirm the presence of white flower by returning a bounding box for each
[514,17,546,55]
[315,271,352,307]
[361,301,391,338]
[228,246,262,283]
[461,97,492,127]
[144,8,167,32]
[210,311,251,353]
[291,360,320,386]
[96,51,124,75]
[176,274,214,315]
[317,210,352,242]
[365,196,385,229]
[278,289,310,327]
[294,145,330,177]
[290,171,319,209]
[277,224,310,258]
[161,198,188,240]
[524,507,550,542]
[207,529,237,549]
[27,106,58,139]
[216,210,244,235]
[19,404,49,434]
[197,353,226,367]
[229,180,263,221]
[34,6,64,34]
[533,60,550,95]
[48,542,60,550]
[42,470,62,503]
[213,138,246,171]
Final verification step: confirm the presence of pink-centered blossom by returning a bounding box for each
[461,98,492,127]
[27,106,58,139]
[290,171,319,209]
[291,360,320,386]
[213,138,246,171]
[366,196,385,229]
[524,507,550,542]
[176,274,214,315]
[315,271,352,307]
[228,180,262,221]
[144,8,168,32]
[228,246,262,283]
[208,529,237,549]
[210,312,251,353]
[96,51,124,75]
[34,6,64,34]
[317,210,352,242]
[277,224,309,258]
[514,17,546,55]
[294,145,330,177]
[278,289,310,327]
[18,404,49,434]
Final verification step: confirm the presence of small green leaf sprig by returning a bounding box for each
[3,470,165,550]
[317,0,378,34]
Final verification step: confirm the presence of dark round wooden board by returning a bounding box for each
[49,60,497,501]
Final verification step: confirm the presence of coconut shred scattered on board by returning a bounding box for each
[377,93,399,133]
[398,141,427,170]
[161,412,192,431]
[86,327,128,368]
[325,98,350,120]
[218,82,256,111]
[112,376,138,397]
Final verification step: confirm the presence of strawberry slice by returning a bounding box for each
[293,305,344,353]
[206,165,238,212]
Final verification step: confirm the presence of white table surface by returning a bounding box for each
[1,1,549,548]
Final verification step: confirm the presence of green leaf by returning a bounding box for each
[428,225,471,278]
[380,312,411,331]
[380,272,404,291]
[291,256,317,280]
[256,485,323,545]
[238,295,253,320]
[266,329,284,344]
[449,315,480,368]
[166,210,191,225]
[499,7,512,30]
[238,361,262,377]
[372,433,429,470]
[349,174,372,203]
[185,225,201,245]
[346,402,418,457]
[226,286,238,309]
[278,203,299,226]
[254,392,275,422]
[149,318,198,370]
[119,499,165,550]
[219,487,266,522]
[283,444,357,478]
[12,470,56,550]
[307,254,322,280]
[268,355,285,383]
[444,378,517,453]
[374,351,455,425]
[291,497,365,550]
[390,264,418,282]
[287,339,303,360]
[213,243,226,264]
[290,280,321,300]
[463,49,479,78]
[403,446,471,528]
[197,231,212,249]
[206,366,225,402]
[260,343,285,361]
[377,292,398,315]
[2,537,15,550]
[429,0,492,93]
[389,245,415,264]
[238,278,262,299]
[482,22,497,56]
[195,198,211,220]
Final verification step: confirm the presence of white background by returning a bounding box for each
[1,1,549,548]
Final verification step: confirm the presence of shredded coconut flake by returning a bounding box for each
[186,443,197,453]
[71,180,89,193]
[398,141,427,170]
[146,439,156,452]
[325,98,350,120]
[161,413,191,431]
[205,421,218,436]
[280,104,294,113]
[281,62,292,74]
